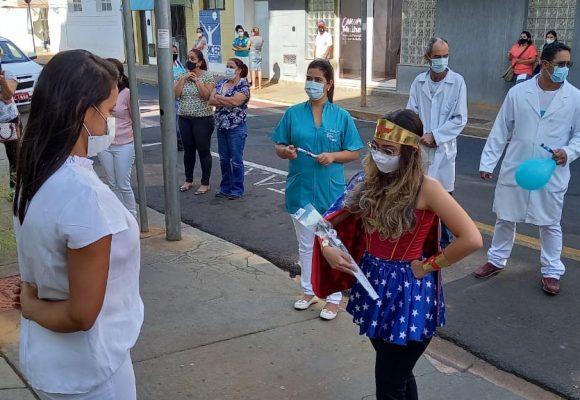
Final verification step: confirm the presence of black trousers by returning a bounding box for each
[2,116,19,189]
[3,139,17,189]
[178,115,215,185]
[371,338,431,400]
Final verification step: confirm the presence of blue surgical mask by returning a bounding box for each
[304,80,325,101]
[430,57,448,74]
[224,67,236,80]
[550,65,569,83]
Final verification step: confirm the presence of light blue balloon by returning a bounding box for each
[515,158,557,190]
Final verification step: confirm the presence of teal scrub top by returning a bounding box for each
[233,37,250,57]
[272,101,364,214]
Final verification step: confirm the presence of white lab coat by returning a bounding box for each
[407,69,468,192]
[480,77,580,225]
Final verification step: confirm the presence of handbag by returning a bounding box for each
[0,122,18,142]
[502,44,530,82]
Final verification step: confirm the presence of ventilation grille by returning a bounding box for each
[282,54,297,76]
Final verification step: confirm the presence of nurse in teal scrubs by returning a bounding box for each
[272,59,364,321]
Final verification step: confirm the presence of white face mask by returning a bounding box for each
[224,67,237,80]
[85,107,115,157]
[546,38,555,44]
[370,149,400,173]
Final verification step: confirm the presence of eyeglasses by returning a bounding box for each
[548,61,573,68]
[368,141,399,156]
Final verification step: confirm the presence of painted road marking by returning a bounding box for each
[142,141,580,259]
[475,221,580,262]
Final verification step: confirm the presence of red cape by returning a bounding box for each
[311,209,441,299]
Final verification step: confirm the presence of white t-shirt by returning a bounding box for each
[315,31,333,59]
[427,74,444,97]
[0,69,18,122]
[537,80,559,118]
[14,156,144,394]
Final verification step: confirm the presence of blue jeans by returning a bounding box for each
[175,100,182,141]
[440,191,455,249]
[217,124,247,197]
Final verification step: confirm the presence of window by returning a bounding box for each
[307,0,336,59]
[0,40,27,64]
[527,0,577,49]
[68,0,82,12]
[400,0,437,65]
[203,0,225,10]
[97,0,112,12]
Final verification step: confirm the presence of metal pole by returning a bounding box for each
[26,1,36,52]
[360,0,367,108]
[121,0,149,233]
[154,0,182,241]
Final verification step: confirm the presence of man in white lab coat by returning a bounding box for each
[475,42,580,295]
[407,37,468,248]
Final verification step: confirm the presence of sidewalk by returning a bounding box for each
[0,149,560,399]
[133,64,499,136]
[0,201,560,399]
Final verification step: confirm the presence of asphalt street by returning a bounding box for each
[130,84,580,398]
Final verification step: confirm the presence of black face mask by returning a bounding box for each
[186,60,197,71]
[518,38,528,45]
[172,54,178,62]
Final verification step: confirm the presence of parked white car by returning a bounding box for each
[0,37,42,108]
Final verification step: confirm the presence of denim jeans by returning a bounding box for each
[175,100,182,142]
[440,191,455,249]
[217,124,247,197]
[97,143,137,219]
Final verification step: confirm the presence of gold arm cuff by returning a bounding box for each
[374,119,421,148]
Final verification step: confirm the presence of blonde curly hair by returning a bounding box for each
[344,110,425,240]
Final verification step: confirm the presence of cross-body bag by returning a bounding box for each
[0,121,18,142]
[502,44,530,82]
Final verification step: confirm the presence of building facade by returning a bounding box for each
[0,0,125,59]
[130,0,268,74]
[267,0,580,105]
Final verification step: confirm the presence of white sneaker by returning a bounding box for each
[294,296,318,310]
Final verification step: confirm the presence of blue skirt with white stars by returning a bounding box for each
[346,252,445,345]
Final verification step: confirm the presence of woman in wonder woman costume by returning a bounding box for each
[312,109,482,400]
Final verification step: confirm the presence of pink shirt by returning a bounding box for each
[113,88,134,145]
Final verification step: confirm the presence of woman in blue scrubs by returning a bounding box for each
[272,59,364,320]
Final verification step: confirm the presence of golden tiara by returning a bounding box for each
[374,119,421,148]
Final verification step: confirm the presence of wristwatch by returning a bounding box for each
[321,239,330,249]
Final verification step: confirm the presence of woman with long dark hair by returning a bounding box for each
[97,58,137,219]
[12,50,143,399]
[209,57,250,199]
[273,59,364,320]
[311,109,482,399]
[175,49,216,194]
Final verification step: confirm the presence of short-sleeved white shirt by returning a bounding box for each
[14,156,144,394]
[0,69,18,122]
[315,31,333,59]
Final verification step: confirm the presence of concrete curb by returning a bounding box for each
[426,337,564,400]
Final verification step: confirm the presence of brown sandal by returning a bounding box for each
[194,185,210,195]
[180,183,193,192]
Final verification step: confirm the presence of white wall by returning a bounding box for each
[49,0,125,60]
[268,6,307,82]
[0,8,40,54]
